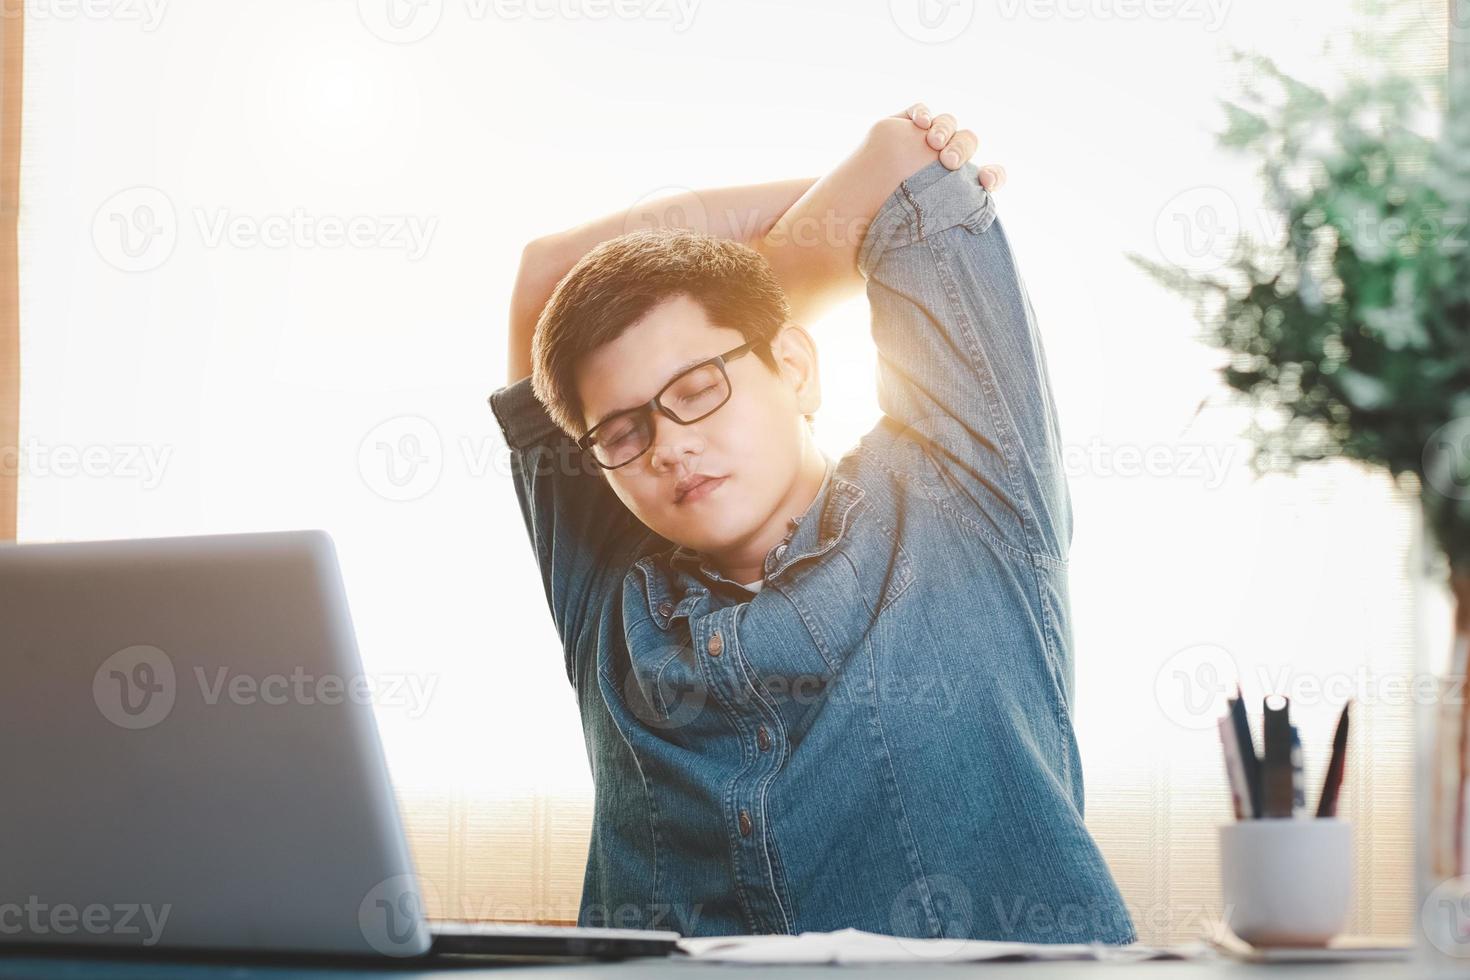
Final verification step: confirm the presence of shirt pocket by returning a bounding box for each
[611,616,729,745]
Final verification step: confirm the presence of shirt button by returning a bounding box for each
[657,601,673,617]
[738,809,752,837]
[706,632,723,657]
[757,726,771,751]
[775,544,788,559]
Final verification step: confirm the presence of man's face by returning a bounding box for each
[573,294,816,557]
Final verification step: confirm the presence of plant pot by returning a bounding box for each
[1417,552,1470,973]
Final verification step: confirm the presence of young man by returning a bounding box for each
[488,105,1136,943]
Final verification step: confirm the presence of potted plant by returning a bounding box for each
[1130,46,1470,960]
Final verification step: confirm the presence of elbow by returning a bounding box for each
[508,235,571,387]
[519,234,569,279]
[514,234,578,308]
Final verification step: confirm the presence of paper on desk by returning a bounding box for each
[675,927,1207,964]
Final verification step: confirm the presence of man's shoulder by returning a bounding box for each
[847,416,948,502]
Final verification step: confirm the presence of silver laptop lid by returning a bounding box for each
[0,530,432,958]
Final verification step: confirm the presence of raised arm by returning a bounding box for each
[753,108,1002,334]
[506,104,1003,385]
[507,178,816,385]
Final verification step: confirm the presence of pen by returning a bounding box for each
[1262,694,1294,818]
[1228,687,1262,818]
[1316,701,1351,818]
[1218,714,1250,820]
[1290,724,1305,816]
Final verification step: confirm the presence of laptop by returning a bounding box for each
[0,529,680,962]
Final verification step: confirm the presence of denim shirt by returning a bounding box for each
[488,160,1136,944]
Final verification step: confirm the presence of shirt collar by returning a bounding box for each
[638,453,865,629]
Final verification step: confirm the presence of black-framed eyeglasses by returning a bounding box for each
[576,339,763,470]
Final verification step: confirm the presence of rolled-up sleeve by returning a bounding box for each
[488,371,562,451]
[858,159,1072,565]
[488,376,656,690]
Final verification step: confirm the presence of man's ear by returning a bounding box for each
[770,323,821,417]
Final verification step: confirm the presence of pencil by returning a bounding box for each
[1316,701,1351,818]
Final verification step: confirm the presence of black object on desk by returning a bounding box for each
[1261,694,1295,818]
[1227,687,1263,818]
[1316,702,1351,818]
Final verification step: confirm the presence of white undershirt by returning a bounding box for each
[739,579,764,593]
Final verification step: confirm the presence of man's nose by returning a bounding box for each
[647,411,703,470]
